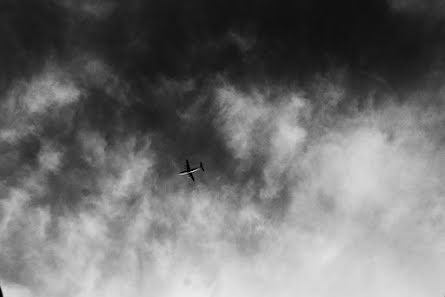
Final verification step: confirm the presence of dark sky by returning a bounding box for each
[1,1,445,296]
[2,0,445,176]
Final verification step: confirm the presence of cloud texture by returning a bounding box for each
[1,1,445,296]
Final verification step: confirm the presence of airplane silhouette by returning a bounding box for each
[179,159,204,182]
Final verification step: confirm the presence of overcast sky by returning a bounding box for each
[1,0,445,296]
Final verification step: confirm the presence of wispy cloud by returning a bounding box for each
[1,1,445,296]
[1,71,444,296]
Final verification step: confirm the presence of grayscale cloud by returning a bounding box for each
[0,1,445,296]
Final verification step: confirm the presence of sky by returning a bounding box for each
[1,0,445,296]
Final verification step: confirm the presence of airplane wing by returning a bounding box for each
[188,172,195,182]
[186,159,190,171]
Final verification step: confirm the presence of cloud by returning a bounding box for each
[212,80,445,296]
[0,283,32,297]
[215,85,308,200]
[215,87,270,161]
[38,143,64,173]
[21,66,80,114]
[1,58,445,296]
[388,0,445,16]
[1,1,445,296]
[0,62,81,144]
[56,0,117,18]
[1,91,445,297]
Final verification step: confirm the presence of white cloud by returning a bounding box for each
[38,143,64,172]
[215,87,270,160]
[1,78,445,297]
[22,65,80,114]
[214,83,445,296]
[216,86,308,200]
[0,283,32,297]
[0,62,81,143]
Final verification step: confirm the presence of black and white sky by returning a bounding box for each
[1,0,445,296]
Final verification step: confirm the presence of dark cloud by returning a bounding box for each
[1,0,444,214]
[0,0,69,92]
[65,0,445,87]
[3,0,445,87]
[1,1,445,296]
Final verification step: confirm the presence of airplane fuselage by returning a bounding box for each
[178,168,200,175]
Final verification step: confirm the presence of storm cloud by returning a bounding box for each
[0,0,445,296]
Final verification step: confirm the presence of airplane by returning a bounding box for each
[179,159,204,182]
[1,284,3,297]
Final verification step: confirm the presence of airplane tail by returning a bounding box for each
[200,162,205,172]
